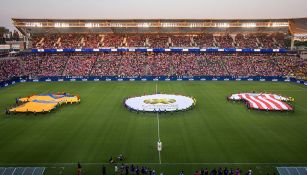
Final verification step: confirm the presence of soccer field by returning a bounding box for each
[0,81,306,175]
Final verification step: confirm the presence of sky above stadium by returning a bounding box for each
[1,0,307,30]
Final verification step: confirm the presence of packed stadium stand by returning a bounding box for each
[0,53,306,82]
[0,18,306,83]
[30,33,287,49]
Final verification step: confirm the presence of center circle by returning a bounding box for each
[124,94,195,112]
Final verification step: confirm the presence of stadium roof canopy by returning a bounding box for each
[12,18,307,35]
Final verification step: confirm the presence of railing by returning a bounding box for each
[31,48,288,53]
[1,76,307,89]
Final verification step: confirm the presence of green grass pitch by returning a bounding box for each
[0,81,306,175]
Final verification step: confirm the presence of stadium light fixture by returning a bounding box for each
[271,22,289,27]
[54,23,69,28]
[137,23,151,28]
[25,22,43,27]
[189,23,202,28]
[242,23,256,28]
[161,22,178,27]
[214,23,229,28]
[110,23,123,27]
[85,23,100,28]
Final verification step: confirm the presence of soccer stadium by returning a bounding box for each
[0,1,307,175]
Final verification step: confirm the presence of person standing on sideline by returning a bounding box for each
[115,165,118,175]
[102,165,106,175]
[77,162,82,175]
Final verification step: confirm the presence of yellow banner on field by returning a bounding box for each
[9,93,80,113]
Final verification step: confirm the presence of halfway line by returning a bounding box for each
[155,83,162,164]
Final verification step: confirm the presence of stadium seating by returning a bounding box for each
[62,54,96,76]
[193,34,214,47]
[31,33,286,49]
[171,35,192,47]
[0,59,22,82]
[126,35,147,47]
[90,53,122,76]
[147,35,170,48]
[215,34,234,48]
[102,34,124,47]
[235,33,258,48]
[1,53,305,82]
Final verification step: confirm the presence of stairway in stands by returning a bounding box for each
[88,55,98,76]
[61,57,70,76]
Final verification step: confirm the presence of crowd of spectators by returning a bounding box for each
[32,34,61,49]
[148,35,170,48]
[63,54,96,76]
[235,34,258,48]
[0,58,22,82]
[171,35,192,47]
[59,34,83,48]
[193,34,214,48]
[90,53,122,76]
[22,55,42,77]
[82,34,102,48]
[257,33,274,48]
[0,52,10,58]
[1,53,305,82]
[197,55,229,76]
[215,35,234,48]
[127,35,147,47]
[38,54,68,76]
[32,33,286,49]
[186,167,245,175]
[272,33,286,48]
[103,34,124,47]
[113,163,158,175]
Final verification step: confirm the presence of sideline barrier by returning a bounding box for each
[1,76,307,89]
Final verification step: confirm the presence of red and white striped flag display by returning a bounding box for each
[228,93,294,111]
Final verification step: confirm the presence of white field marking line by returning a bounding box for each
[157,112,161,165]
[295,167,300,175]
[157,113,161,142]
[1,163,307,165]
[11,168,17,175]
[155,83,158,94]
[262,89,306,92]
[155,83,162,165]
[276,167,283,175]
[1,168,5,175]
[289,83,307,90]
[31,167,36,175]
[41,167,46,175]
[21,168,27,175]
[286,167,291,175]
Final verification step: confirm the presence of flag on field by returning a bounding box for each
[228,93,293,111]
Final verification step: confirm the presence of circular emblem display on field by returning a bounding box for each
[124,94,196,112]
